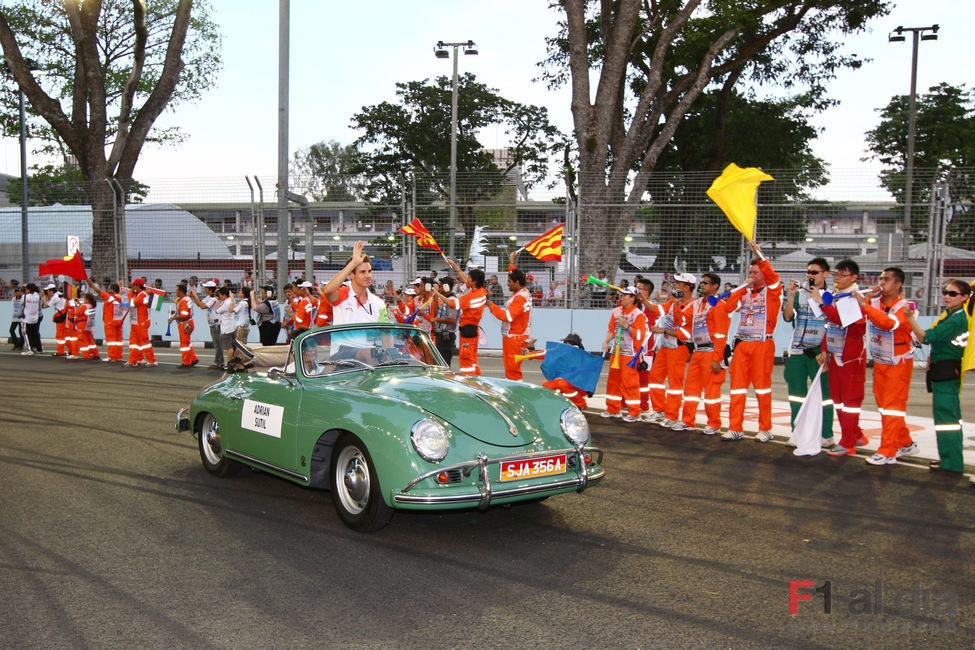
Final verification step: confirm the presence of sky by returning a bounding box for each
[0,0,971,203]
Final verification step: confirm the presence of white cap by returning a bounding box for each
[403,288,416,296]
[411,277,422,285]
[202,281,217,288]
[298,281,313,288]
[44,283,57,290]
[673,273,697,285]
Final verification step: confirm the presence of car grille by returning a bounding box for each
[444,469,463,483]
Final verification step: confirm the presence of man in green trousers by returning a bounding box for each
[782,257,834,447]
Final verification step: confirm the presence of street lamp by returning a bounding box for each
[888,24,939,258]
[434,39,478,259]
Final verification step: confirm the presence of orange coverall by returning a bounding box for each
[605,305,648,417]
[99,290,125,360]
[65,299,81,357]
[727,261,782,432]
[74,301,99,359]
[862,298,915,458]
[648,300,691,420]
[681,296,731,429]
[127,289,157,364]
[447,287,487,375]
[176,295,199,366]
[488,286,532,380]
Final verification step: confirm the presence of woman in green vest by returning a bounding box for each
[905,279,972,473]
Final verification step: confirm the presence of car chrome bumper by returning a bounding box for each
[175,407,190,433]
[393,444,603,509]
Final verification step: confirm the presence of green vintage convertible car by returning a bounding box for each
[176,323,604,531]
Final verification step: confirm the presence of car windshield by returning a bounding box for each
[297,326,443,377]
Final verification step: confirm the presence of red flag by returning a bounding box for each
[523,225,563,262]
[398,218,444,255]
[39,252,88,281]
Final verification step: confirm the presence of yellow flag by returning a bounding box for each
[706,163,774,241]
[963,281,975,384]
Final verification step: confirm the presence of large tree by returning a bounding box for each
[864,82,975,245]
[548,0,891,281]
[350,73,565,258]
[646,89,828,273]
[290,140,366,203]
[0,0,221,280]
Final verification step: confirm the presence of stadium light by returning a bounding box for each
[434,40,478,259]
[888,24,939,257]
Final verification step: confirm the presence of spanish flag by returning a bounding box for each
[398,218,444,255]
[523,225,563,262]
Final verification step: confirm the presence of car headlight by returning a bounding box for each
[411,418,450,462]
[561,407,589,445]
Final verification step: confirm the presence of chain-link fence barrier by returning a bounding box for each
[0,168,972,315]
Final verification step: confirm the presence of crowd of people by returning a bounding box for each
[588,241,972,476]
[6,240,972,475]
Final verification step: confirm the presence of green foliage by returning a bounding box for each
[291,140,366,202]
[0,0,221,156]
[348,74,565,245]
[641,90,828,272]
[4,164,148,206]
[864,83,975,247]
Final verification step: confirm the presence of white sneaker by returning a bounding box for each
[702,426,720,436]
[866,453,896,465]
[600,411,615,419]
[721,430,744,441]
[622,414,639,423]
[102,357,113,362]
[895,442,918,458]
[644,411,665,423]
[755,430,774,443]
[661,419,678,428]
[22,350,34,356]
[821,437,835,448]
[669,421,690,431]
[146,361,158,367]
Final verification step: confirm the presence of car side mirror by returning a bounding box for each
[268,367,294,384]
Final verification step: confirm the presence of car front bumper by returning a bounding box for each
[393,444,604,510]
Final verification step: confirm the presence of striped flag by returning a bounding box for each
[147,287,167,311]
[523,225,563,262]
[398,218,444,255]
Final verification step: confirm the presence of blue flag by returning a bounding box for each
[540,341,604,395]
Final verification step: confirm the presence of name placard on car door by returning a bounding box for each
[241,399,284,438]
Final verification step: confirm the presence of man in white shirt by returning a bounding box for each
[21,284,42,354]
[214,287,236,369]
[321,241,388,325]
[191,280,223,369]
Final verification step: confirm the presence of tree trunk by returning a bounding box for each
[577,174,635,284]
[87,177,120,283]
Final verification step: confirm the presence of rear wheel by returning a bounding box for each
[330,434,393,532]
[198,413,242,477]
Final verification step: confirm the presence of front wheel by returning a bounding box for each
[330,434,394,532]
[198,413,242,477]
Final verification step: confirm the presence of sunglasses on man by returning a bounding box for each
[942,289,964,297]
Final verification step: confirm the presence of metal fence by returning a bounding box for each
[0,167,972,315]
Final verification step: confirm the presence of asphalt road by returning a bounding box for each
[1,349,973,648]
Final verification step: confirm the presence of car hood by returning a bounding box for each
[346,370,559,447]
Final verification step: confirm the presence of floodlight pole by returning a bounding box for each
[276,0,290,298]
[889,24,938,259]
[435,40,477,260]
